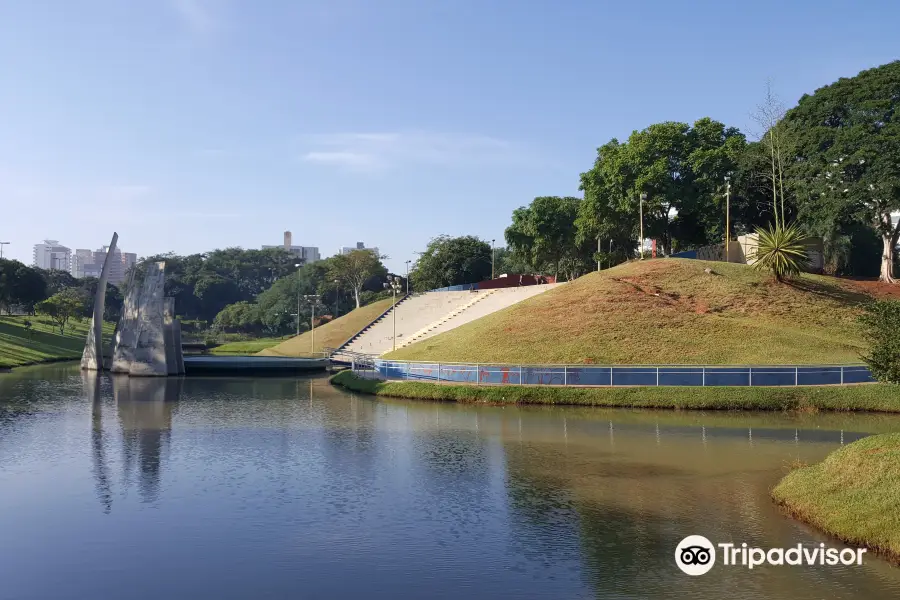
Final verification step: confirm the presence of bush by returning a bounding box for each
[752,222,809,282]
[859,300,900,384]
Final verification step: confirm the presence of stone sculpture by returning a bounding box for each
[81,232,118,371]
[129,262,169,376]
[110,270,141,373]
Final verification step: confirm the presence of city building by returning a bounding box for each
[339,241,379,256]
[262,231,321,265]
[33,240,72,271]
[70,245,138,285]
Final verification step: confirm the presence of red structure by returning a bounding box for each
[477,274,556,290]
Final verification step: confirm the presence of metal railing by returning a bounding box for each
[355,359,875,387]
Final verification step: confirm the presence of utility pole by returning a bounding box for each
[596,236,601,271]
[0,242,8,259]
[639,193,647,260]
[724,175,732,263]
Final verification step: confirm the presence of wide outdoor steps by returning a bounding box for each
[341,284,561,356]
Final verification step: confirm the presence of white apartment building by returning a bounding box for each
[33,240,72,271]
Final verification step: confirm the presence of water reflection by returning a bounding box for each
[2,367,900,599]
[83,374,182,510]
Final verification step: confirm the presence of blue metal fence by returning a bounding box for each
[362,359,875,387]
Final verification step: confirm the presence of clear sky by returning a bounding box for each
[1,0,897,273]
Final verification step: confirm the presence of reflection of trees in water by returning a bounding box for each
[113,376,180,505]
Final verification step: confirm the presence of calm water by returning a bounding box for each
[2,364,900,599]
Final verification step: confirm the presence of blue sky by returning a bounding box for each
[1,0,897,273]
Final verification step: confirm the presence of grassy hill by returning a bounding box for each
[259,298,395,357]
[0,315,115,368]
[385,259,877,365]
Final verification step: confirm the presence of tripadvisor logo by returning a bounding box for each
[675,535,867,576]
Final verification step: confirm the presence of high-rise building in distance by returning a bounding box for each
[33,240,72,271]
[339,241,379,256]
[70,245,137,285]
[262,231,321,265]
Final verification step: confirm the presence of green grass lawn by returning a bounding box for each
[209,337,286,355]
[386,259,875,365]
[331,370,900,412]
[0,315,115,368]
[773,433,900,562]
[260,298,394,357]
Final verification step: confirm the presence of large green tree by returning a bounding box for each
[505,197,589,279]
[785,61,900,282]
[328,249,388,308]
[577,118,746,256]
[36,288,86,334]
[409,235,492,291]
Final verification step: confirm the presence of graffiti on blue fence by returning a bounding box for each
[370,360,875,387]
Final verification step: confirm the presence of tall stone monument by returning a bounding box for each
[81,232,119,371]
[110,270,141,373]
[129,262,169,376]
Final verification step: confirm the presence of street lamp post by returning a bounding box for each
[384,276,403,351]
[491,239,496,279]
[303,294,318,353]
[294,263,302,336]
[0,242,8,259]
[404,260,411,295]
[596,236,601,271]
[333,279,340,319]
[724,175,732,263]
[639,193,647,260]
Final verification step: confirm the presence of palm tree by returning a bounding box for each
[751,223,809,282]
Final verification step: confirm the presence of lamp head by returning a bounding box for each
[640,193,647,201]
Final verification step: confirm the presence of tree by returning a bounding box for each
[409,235,492,291]
[859,300,900,384]
[42,269,78,295]
[328,250,387,308]
[576,119,746,256]
[492,247,533,276]
[505,197,587,279]
[36,288,85,334]
[785,61,900,283]
[213,301,262,334]
[751,82,793,229]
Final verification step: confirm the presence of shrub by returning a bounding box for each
[859,300,900,384]
[752,222,810,282]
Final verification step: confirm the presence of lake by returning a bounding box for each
[1,363,899,599]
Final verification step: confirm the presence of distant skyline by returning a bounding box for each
[1,1,897,273]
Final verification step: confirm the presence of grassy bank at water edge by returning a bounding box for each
[386,259,882,365]
[330,371,900,412]
[773,433,900,563]
[0,315,115,368]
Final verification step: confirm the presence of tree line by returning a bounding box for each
[503,61,900,283]
[0,258,123,331]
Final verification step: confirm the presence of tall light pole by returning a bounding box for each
[596,235,601,271]
[384,276,402,351]
[491,239,496,279]
[404,260,411,295]
[0,242,8,259]
[639,193,647,260]
[724,175,732,263]
[333,279,340,318]
[303,294,318,353]
[294,263,302,336]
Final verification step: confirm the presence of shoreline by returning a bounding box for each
[330,370,900,412]
[772,433,900,565]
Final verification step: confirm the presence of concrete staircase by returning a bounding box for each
[397,290,498,348]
